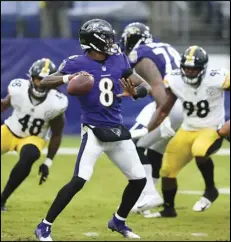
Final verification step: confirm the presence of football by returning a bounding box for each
[67,73,94,96]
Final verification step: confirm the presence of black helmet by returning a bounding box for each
[180,46,208,85]
[120,22,152,55]
[78,19,118,55]
[28,58,56,98]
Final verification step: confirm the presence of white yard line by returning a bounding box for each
[178,188,230,195]
[7,147,230,156]
[83,232,99,237]
[191,233,208,237]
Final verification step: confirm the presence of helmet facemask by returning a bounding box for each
[121,34,142,55]
[181,65,207,86]
[29,77,48,99]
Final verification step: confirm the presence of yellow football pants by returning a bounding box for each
[1,124,46,155]
[160,128,223,178]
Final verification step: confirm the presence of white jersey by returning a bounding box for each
[164,68,230,131]
[5,78,68,138]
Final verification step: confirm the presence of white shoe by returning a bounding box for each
[130,205,151,215]
[117,204,139,214]
[193,197,212,212]
[137,194,164,212]
[144,212,162,218]
[130,192,145,214]
[130,204,140,214]
[144,207,177,218]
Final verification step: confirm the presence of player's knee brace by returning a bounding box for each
[129,177,147,191]
[136,146,150,165]
[19,144,40,166]
[147,149,163,178]
[68,176,86,193]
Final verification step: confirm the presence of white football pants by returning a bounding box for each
[74,126,146,181]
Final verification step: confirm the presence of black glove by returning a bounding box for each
[38,164,49,185]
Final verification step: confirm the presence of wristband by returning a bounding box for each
[44,158,53,168]
[63,75,71,84]
[133,85,148,99]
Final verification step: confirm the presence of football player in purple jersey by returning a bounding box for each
[34,19,166,240]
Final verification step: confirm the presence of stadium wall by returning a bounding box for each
[1,39,230,134]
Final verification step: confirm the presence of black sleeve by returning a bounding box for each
[121,68,133,79]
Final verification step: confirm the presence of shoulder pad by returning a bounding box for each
[52,91,69,118]
[58,55,80,72]
[207,68,226,83]
[208,68,228,77]
[49,89,66,100]
[9,78,28,87]
[47,90,68,117]
[8,79,29,94]
[55,90,67,101]
[207,68,230,89]
[163,69,181,88]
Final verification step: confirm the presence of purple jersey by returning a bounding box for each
[58,53,131,127]
[128,41,181,78]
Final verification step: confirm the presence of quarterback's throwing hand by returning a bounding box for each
[38,164,49,185]
[117,78,137,97]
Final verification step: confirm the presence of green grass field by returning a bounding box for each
[1,137,230,241]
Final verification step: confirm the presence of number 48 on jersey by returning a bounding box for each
[19,114,45,135]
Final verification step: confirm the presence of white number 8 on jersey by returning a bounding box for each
[99,78,114,107]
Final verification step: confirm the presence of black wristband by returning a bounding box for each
[133,85,148,99]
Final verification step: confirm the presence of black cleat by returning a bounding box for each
[144,206,177,218]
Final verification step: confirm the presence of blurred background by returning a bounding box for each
[1,1,230,134]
